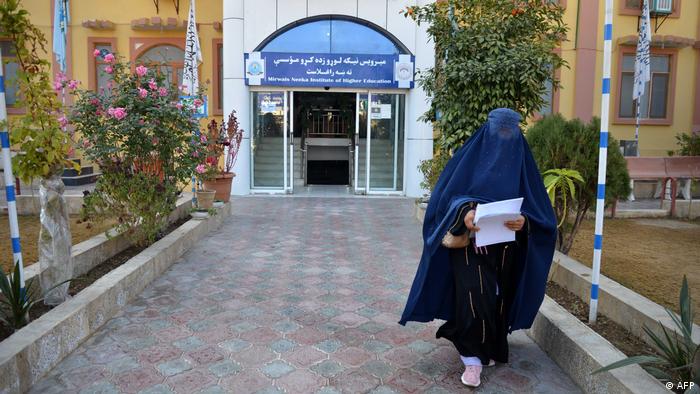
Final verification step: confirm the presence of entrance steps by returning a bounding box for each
[252,137,399,190]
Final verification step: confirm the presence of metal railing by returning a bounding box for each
[308,109,350,137]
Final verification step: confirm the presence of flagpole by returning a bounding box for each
[0,49,26,296]
[184,0,202,207]
[634,99,641,157]
[633,0,651,158]
[589,0,614,324]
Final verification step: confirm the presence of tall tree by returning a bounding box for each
[405,0,567,152]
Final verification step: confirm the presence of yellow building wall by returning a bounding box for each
[18,1,699,159]
[66,0,222,104]
[17,0,223,168]
[556,0,580,120]
[589,0,699,156]
[21,0,222,115]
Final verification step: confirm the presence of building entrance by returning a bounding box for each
[250,90,405,194]
[294,92,355,185]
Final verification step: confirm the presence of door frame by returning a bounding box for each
[249,90,288,195]
[364,92,406,196]
[248,87,408,195]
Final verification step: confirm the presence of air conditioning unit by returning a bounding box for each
[650,0,673,15]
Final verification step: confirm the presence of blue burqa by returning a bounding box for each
[399,108,557,332]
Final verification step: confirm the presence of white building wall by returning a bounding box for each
[307,0,357,17]
[223,0,250,195]
[224,0,434,197]
[404,0,434,197]
[277,0,307,28]
[357,0,387,28]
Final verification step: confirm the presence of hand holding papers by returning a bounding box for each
[473,198,524,247]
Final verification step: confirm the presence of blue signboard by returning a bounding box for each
[245,52,414,89]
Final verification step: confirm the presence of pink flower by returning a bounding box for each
[158,87,168,97]
[93,49,101,57]
[138,119,145,125]
[58,116,68,128]
[138,87,148,99]
[200,135,207,143]
[67,80,79,89]
[148,79,158,90]
[107,107,127,120]
[195,164,206,174]
[103,53,115,63]
[193,98,203,108]
[152,137,159,145]
[53,81,63,92]
[192,151,199,158]
[105,66,113,74]
[89,98,100,106]
[82,140,91,149]
[135,65,148,77]
[175,103,183,110]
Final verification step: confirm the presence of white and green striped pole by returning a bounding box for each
[589,0,614,324]
[0,49,25,294]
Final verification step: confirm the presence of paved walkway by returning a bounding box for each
[31,197,580,394]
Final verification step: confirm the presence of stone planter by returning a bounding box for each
[196,190,216,209]
[190,210,209,220]
[203,172,235,202]
[0,203,231,393]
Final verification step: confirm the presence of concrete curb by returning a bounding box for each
[550,252,700,350]
[414,201,427,224]
[14,195,84,216]
[527,296,669,394]
[22,195,193,295]
[0,203,230,394]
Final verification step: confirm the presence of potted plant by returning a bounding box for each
[194,161,216,209]
[200,111,243,202]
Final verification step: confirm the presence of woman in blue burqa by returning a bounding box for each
[399,108,556,388]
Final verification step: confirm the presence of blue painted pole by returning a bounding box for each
[589,0,614,324]
[0,49,25,294]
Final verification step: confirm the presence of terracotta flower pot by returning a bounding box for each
[202,172,235,203]
[196,190,216,209]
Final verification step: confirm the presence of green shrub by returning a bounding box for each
[675,133,700,156]
[418,150,451,192]
[527,114,631,253]
[405,0,567,151]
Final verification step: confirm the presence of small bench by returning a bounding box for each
[624,156,700,216]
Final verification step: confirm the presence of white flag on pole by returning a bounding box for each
[633,0,651,101]
[182,0,202,96]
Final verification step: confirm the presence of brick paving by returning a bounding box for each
[30,197,581,393]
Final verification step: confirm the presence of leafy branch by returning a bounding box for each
[0,0,76,181]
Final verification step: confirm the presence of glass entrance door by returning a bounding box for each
[354,93,404,194]
[251,91,288,191]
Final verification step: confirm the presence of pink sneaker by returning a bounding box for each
[461,365,482,387]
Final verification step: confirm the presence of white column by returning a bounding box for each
[224,0,250,195]
[404,0,434,198]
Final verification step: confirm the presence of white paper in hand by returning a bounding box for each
[473,198,524,247]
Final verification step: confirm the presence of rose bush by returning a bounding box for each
[70,51,205,245]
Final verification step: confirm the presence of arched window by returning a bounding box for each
[256,16,411,55]
[136,44,185,88]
